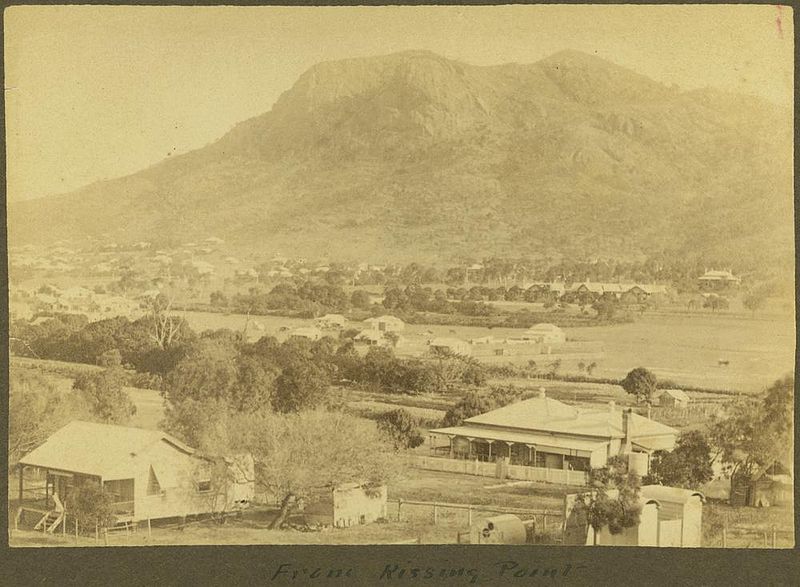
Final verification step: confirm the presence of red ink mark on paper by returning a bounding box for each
[776,5,784,38]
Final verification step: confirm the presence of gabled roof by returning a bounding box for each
[19,421,195,480]
[464,395,580,429]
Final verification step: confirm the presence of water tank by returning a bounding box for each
[469,514,527,544]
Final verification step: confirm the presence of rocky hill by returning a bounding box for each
[9,50,793,269]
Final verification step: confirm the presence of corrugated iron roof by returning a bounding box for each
[455,396,677,447]
[19,421,194,480]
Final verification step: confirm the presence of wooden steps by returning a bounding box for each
[33,509,64,533]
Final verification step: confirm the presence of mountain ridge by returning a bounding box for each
[9,50,793,271]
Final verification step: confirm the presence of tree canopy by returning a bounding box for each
[710,374,794,482]
[576,456,642,539]
[644,430,714,489]
[620,367,658,405]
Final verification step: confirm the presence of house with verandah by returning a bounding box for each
[14,421,254,532]
[424,391,678,486]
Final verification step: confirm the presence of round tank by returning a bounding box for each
[469,514,527,544]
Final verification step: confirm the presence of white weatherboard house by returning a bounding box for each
[426,391,677,485]
[519,323,566,345]
[16,421,254,531]
[364,315,405,333]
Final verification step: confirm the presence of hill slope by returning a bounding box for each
[9,50,793,269]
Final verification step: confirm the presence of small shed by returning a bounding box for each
[730,465,793,508]
[654,389,690,409]
[303,483,387,528]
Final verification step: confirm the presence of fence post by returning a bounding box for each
[467,506,473,527]
[433,503,438,526]
[148,518,152,539]
[104,528,109,546]
[722,524,727,548]
[74,519,79,543]
[95,523,99,542]
[763,531,768,547]
[771,525,777,548]
[397,500,403,522]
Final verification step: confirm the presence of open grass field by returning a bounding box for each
[182,309,794,393]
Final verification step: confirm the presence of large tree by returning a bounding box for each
[575,456,642,543]
[644,430,714,489]
[620,367,658,406]
[376,408,424,450]
[73,367,137,424]
[9,368,91,470]
[233,410,397,529]
[710,374,794,487]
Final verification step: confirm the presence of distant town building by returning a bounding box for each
[354,330,385,346]
[289,327,323,341]
[315,314,347,329]
[363,315,405,333]
[520,323,566,345]
[698,269,741,291]
[653,389,690,409]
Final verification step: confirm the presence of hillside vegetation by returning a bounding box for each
[10,50,793,272]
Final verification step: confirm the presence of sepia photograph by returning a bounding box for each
[4,4,795,553]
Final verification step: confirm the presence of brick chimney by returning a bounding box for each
[622,408,633,452]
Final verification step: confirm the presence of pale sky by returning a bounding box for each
[4,5,794,202]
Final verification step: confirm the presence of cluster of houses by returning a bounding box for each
[530,280,671,305]
[10,285,144,322]
[285,316,596,365]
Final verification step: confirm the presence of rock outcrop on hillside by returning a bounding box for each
[10,50,793,269]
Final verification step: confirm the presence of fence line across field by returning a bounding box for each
[387,498,562,531]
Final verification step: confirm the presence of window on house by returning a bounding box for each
[196,480,212,493]
[494,348,505,356]
[147,466,161,496]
